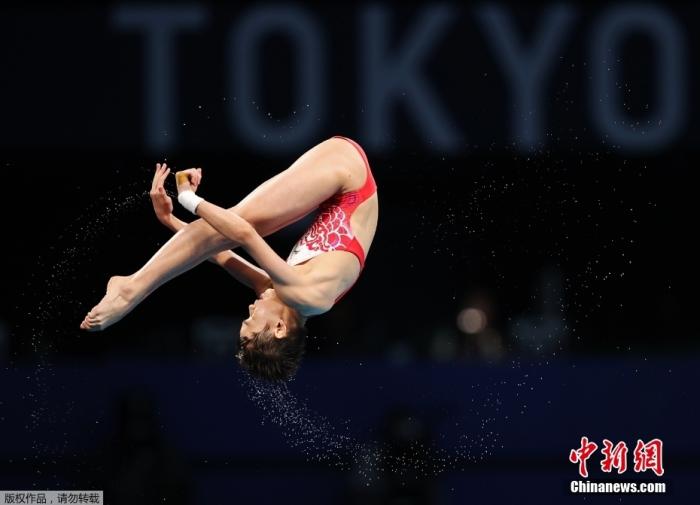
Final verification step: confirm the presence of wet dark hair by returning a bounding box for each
[236,320,308,382]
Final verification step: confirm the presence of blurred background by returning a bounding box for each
[0,1,698,504]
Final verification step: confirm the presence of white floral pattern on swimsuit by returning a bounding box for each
[287,204,354,266]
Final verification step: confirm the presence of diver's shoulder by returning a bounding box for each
[276,282,332,317]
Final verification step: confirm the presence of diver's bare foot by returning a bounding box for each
[80,275,136,331]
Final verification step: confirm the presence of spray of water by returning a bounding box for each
[238,370,502,484]
[10,175,153,487]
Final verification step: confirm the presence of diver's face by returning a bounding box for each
[239,288,286,343]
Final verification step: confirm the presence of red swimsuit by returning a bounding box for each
[286,135,377,302]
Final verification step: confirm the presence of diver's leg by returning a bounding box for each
[132,137,357,293]
[80,137,360,330]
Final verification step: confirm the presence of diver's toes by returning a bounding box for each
[87,321,102,332]
[80,314,98,330]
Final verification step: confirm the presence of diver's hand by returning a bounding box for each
[175,168,204,215]
[150,163,174,226]
[175,168,202,195]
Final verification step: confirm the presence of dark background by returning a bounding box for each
[0,2,698,504]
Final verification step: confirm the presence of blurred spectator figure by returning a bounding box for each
[346,407,435,505]
[381,407,435,504]
[658,292,682,339]
[472,328,506,361]
[191,315,240,360]
[509,265,569,356]
[453,289,506,362]
[141,321,191,357]
[0,320,8,362]
[387,339,418,365]
[89,387,193,505]
[429,325,459,362]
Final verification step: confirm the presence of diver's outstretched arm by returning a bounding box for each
[178,176,304,288]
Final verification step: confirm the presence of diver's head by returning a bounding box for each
[236,288,307,381]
